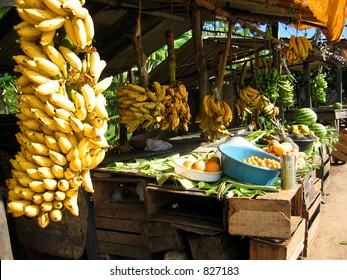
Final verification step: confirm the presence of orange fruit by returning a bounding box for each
[182,160,193,169]
[190,159,206,171]
[204,160,221,172]
[206,156,220,165]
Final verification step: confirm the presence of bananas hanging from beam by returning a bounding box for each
[195,91,233,142]
[235,86,270,117]
[282,35,313,64]
[116,81,192,133]
[7,0,111,228]
[158,81,191,132]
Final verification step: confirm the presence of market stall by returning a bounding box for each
[0,0,346,261]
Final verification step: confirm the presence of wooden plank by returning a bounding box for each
[94,203,146,221]
[249,218,306,260]
[335,142,347,154]
[96,229,144,247]
[188,234,248,260]
[97,241,152,260]
[228,186,302,239]
[0,194,13,260]
[142,222,185,252]
[331,149,347,162]
[94,217,143,233]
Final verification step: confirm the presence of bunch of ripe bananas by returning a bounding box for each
[115,82,165,134]
[7,0,111,228]
[195,93,233,142]
[159,81,191,132]
[235,86,270,116]
[282,35,313,64]
[278,78,295,107]
[116,81,191,133]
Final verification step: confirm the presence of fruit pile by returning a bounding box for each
[282,35,313,64]
[7,0,111,228]
[182,156,221,173]
[115,80,191,133]
[195,92,233,142]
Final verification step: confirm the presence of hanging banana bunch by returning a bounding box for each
[195,91,233,142]
[115,82,165,133]
[158,30,191,132]
[278,76,295,107]
[282,35,313,64]
[195,20,234,142]
[8,0,111,228]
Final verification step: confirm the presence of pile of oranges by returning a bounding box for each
[242,155,281,169]
[182,156,222,173]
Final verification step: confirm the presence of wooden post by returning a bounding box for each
[0,194,13,259]
[303,61,312,108]
[336,65,343,103]
[190,4,208,104]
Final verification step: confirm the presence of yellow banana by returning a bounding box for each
[22,68,50,85]
[53,200,63,209]
[83,12,94,44]
[38,211,50,228]
[42,178,58,191]
[17,25,42,39]
[42,0,69,16]
[49,209,63,222]
[19,188,35,200]
[58,45,82,72]
[33,57,61,77]
[72,17,87,49]
[80,83,96,112]
[17,8,40,26]
[23,8,56,22]
[28,181,46,193]
[93,76,113,94]
[63,16,78,46]
[37,166,55,179]
[93,93,109,121]
[22,119,42,132]
[43,45,68,77]
[51,164,65,179]
[40,30,56,46]
[35,16,66,32]
[69,155,82,172]
[69,116,84,133]
[81,169,94,193]
[54,191,66,202]
[50,93,76,112]
[34,79,60,95]
[48,149,68,166]
[8,200,32,213]
[30,142,50,156]
[24,204,41,218]
[70,89,87,120]
[41,201,54,212]
[32,154,54,167]
[57,179,70,192]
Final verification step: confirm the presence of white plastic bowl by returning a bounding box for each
[174,158,223,182]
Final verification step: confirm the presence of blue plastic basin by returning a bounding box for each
[218,143,281,185]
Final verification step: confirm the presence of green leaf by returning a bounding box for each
[177,178,197,190]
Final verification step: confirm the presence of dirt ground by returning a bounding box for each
[305,161,347,260]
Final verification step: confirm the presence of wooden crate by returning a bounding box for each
[188,233,249,260]
[92,176,184,259]
[145,184,228,234]
[227,184,303,240]
[302,179,321,257]
[249,217,305,260]
[331,131,347,162]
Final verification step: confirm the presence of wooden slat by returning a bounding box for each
[97,241,152,260]
[94,203,146,221]
[250,218,306,260]
[0,194,13,260]
[94,217,143,233]
[96,229,144,247]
